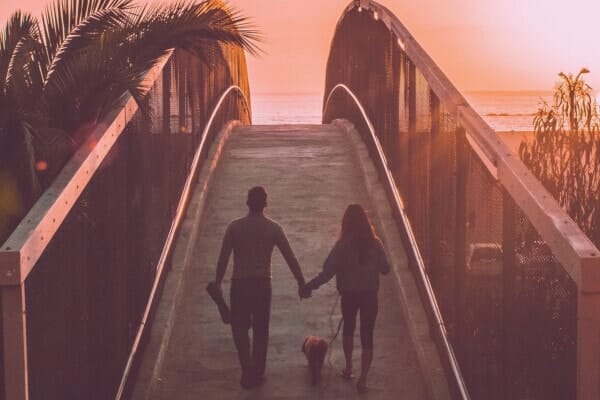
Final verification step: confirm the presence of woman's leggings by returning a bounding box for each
[340,291,378,349]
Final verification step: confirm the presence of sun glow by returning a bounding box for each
[5,0,596,93]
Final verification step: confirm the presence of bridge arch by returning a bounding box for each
[323,1,600,399]
[0,41,251,399]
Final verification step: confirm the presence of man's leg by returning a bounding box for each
[230,281,253,387]
[251,282,272,380]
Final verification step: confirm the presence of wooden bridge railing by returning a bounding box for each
[0,43,251,400]
[323,1,600,399]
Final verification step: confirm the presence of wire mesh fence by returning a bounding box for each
[324,3,587,399]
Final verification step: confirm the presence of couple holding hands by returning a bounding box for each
[212,186,390,392]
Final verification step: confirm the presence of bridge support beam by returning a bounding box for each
[502,191,517,399]
[406,60,416,215]
[2,284,29,400]
[577,281,600,400]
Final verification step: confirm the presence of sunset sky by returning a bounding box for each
[1,0,599,94]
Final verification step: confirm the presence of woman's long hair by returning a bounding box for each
[340,204,378,263]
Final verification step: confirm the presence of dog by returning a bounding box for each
[302,335,329,385]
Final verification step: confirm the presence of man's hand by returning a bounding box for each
[299,284,312,299]
[213,281,222,294]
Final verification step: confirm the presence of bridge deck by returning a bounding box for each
[134,124,434,399]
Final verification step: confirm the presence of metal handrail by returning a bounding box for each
[324,83,471,400]
[115,84,250,399]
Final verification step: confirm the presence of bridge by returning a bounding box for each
[1,1,599,399]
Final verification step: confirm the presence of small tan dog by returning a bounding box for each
[302,335,329,385]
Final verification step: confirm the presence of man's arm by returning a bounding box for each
[275,227,305,286]
[376,239,391,275]
[215,225,234,285]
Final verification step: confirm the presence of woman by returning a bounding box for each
[305,204,391,393]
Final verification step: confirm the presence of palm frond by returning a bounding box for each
[117,0,260,91]
[125,0,262,58]
[0,11,41,90]
[42,0,261,128]
[39,0,133,70]
[115,0,261,113]
[40,39,137,134]
[44,2,132,86]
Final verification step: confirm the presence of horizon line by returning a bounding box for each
[253,89,557,96]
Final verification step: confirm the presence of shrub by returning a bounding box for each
[519,68,600,247]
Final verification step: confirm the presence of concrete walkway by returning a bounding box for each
[137,124,433,399]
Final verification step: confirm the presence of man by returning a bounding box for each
[214,186,307,388]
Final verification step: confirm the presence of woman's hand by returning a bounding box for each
[299,283,312,299]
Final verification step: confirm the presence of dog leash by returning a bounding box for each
[328,293,343,344]
[325,293,343,386]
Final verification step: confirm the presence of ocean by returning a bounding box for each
[251,91,554,132]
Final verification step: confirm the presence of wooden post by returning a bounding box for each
[454,126,468,369]
[190,69,197,136]
[162,61,171,134]
[398,57,410,193]
[428,90,441,288]
[407,61,417,216]
[178,65,186,133]
[577,261,600,400]
[2,284,29,400]
[502,190,517,399]
[387,32,401,177]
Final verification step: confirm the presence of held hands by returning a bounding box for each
[298,283,312,299]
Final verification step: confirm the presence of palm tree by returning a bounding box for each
[0,10,46,240]
[0,0,260,240]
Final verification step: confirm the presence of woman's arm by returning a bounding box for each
[306,242,342,290]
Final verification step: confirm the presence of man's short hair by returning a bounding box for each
[247,186,267,211]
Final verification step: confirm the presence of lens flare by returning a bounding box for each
[36,160,48,171]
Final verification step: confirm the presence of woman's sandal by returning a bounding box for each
[340,369,353,380]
